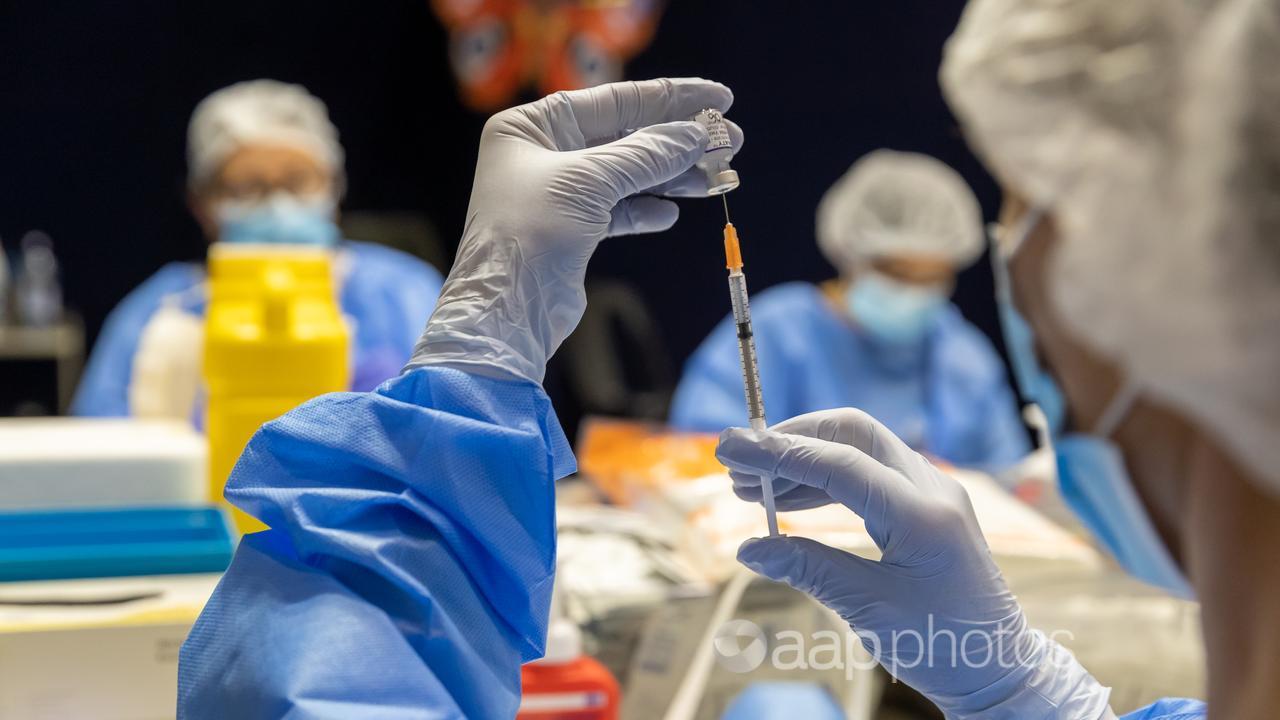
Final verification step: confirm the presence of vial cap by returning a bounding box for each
[707,169,740,195]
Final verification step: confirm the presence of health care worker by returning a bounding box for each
[720,0,1278,717]
[72,80,443,421]
[179,2,1279,713]
[177,78,745,718]
[671,151,1029,471]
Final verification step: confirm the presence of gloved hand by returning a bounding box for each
[717,408,1114,720]
[408,78,741,383]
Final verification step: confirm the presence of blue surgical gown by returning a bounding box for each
[71,240,444,417]
[670,282,1029,471]
[177,365,574,718]
[175,362,1205,718]
[1122,699,1207,719]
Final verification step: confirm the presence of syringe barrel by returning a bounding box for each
[728,271,766,426]
[729,267,778,537]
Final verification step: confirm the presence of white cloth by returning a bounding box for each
[129,303,203,421]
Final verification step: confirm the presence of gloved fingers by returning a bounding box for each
[580,121,709,202]
[731,474,832,511]
[768,408,923,476]
[644,168,716,198]
[718,427,911,536]
[738,536,886,613]
[730,473,797,499]
[606,196,680,237]
[544,78,734,147]
[645,119,744,197]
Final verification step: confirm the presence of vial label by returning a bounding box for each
[694,109,733,152]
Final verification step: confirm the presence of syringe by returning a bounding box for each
[721,196,780,537]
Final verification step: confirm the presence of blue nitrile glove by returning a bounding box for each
[717,408,1115,720]
[408,78,741,384]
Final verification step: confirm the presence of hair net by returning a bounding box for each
[187,79,345,192]
[815,150,985,273]
[942,0,1280,496]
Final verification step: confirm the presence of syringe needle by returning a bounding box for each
[722,194,731,225]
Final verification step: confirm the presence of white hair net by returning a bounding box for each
[187,79,344,191]
[815,150,985,273]
[942,0,1280,496]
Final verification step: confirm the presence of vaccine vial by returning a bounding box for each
[692,108,740,195]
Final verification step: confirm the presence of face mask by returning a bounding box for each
[215,193,340,247]
[993,210,1193,598]
[846,271,947,345]
[997,292,1067,437]
[1056,421,1194,598]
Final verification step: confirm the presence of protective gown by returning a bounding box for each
[1122,699,1207,719]
[177,365,573,718]
[72,240,443,417]
[176,362,1200,718]
[670,282,1029,471]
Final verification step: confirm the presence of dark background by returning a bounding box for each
[0,0,1006,427]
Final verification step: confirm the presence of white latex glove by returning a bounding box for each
[408,78,741,383]
[717,408,1113,720]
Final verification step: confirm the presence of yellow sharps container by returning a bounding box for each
[204,244,350,533]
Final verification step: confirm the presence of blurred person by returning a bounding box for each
[671,150,1029,471]
[72,80,444,420]
[717,0,1279,718]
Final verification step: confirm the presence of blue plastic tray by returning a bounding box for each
[0,506,234,582]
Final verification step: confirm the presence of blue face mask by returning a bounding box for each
[1054,432,1193,597]
[993,212,1192,598]
[846,271,947,345]
[997,293,1067,437]
[215,193,340,247]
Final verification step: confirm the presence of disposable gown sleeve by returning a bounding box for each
[669,318,754,432]
[972,364,1032,470]
[72,264,198,417]
[929,314,1032,471]
[1119,698,1207,719]
[71,308,142,416]
[177,365,575,719]
[341,242,445,392]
